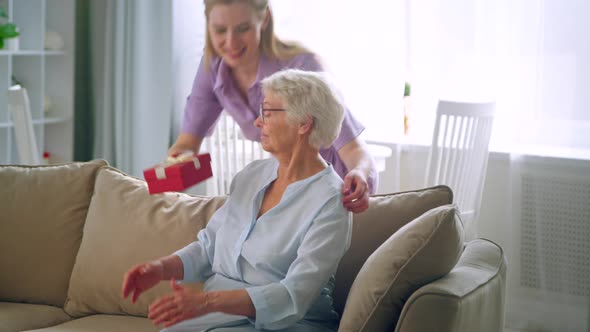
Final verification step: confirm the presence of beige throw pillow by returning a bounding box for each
[339,205,464,332]
[0,160,107,307]
[64,167,226,317]
[333,186,453,314]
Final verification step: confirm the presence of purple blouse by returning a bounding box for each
[181,53,365,181]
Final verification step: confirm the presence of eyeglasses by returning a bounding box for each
[259,105,286,123]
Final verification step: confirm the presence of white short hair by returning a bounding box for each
[261,69,345,149]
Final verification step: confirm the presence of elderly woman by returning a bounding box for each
[122,69,352,332]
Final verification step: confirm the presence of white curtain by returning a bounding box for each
[91,0,172,176]
[409,0,590,330]
[171,0,205,141]
[270,0,406,143]
[409,0,590,152]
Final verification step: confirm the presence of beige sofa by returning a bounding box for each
[0,160,506,332]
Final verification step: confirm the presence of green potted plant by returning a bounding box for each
[403,81,411,135]
[0,6,19,50]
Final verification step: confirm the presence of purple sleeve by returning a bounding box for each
[181,58,224,138]
[290,54,365,150]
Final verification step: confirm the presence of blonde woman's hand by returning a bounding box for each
[167,145,192,158]
[342,169,370,213]
[168,133,203,158]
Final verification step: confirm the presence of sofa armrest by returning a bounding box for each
[394,239,507,332]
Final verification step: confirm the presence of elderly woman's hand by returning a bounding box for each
[149,279,209,328]
[342,169,370,213]
[122,261,164,303]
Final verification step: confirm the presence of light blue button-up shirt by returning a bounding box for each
[174,158,352,331]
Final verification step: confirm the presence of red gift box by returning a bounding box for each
[143,153,213,194]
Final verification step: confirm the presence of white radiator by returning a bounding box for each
[508,156,590,331]
[520,170,590,297]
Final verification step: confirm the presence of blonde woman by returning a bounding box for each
[169,0,377,213]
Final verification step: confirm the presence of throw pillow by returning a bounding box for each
[333,185,453,314]
[339,204,464,332]
[0,160,107,307]
[64,167,226,317]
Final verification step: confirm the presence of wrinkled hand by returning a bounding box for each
[149,279,210,328]
[342,169,370,213]
[122,261,164,303]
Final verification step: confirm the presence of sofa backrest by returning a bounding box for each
[0,159,454,322]
[333,186,453,315]
[0,160,108,307]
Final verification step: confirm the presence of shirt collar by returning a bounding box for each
[252,52,271,87]
[264,159,333,193]
[212,52,274,92]
[213,57,231,91]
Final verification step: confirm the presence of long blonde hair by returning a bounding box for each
[203,0,310,67]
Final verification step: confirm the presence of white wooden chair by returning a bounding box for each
[425,100,495,240]
[8,85,40,165]
[204,113,269,196]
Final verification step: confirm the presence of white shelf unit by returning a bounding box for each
[0,0,75,164]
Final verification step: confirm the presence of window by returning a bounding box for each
[271,0,407,143]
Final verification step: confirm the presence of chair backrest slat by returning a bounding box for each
[205,112,269,195]
[446,115,463,189]
[8,86,40,165]
[425,100,495,239]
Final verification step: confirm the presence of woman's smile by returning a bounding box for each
[225,47,246,59]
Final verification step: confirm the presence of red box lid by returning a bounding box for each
[143,153,211,182]
[143,153,212,194]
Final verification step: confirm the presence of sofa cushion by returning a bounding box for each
[22,314,158,332]
[0,302,72,332]
[333,185,453,314]
[64,167,226,318]
[339,205,464,332]
[0,160,107,307]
